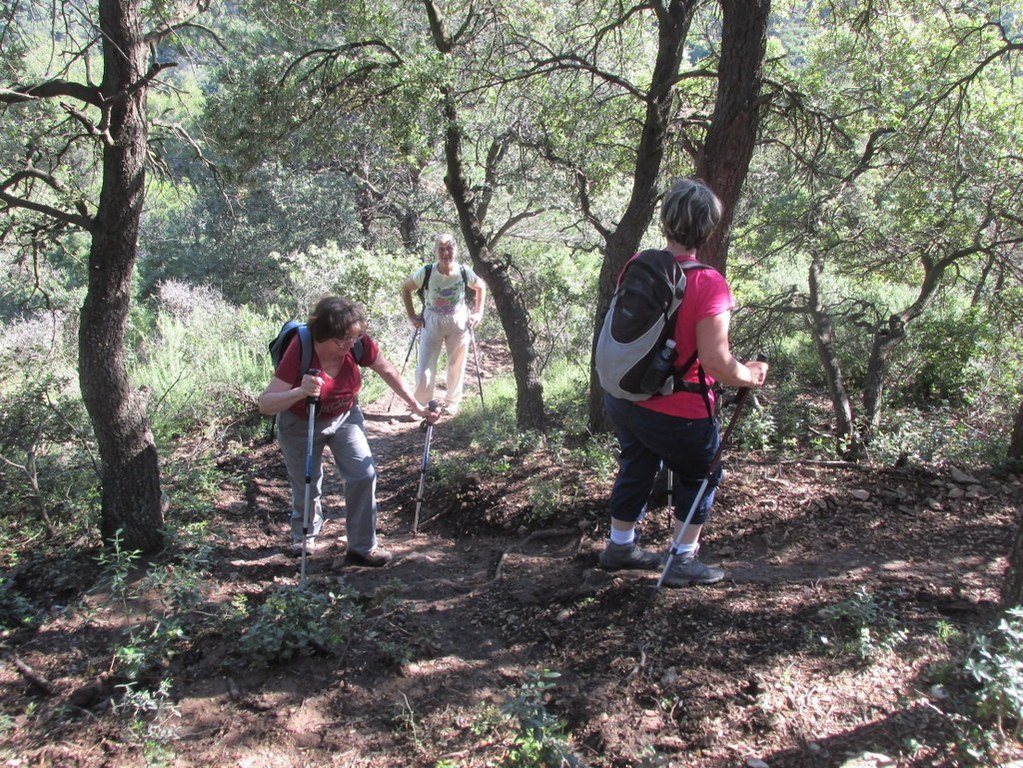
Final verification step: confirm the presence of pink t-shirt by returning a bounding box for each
[274,334,379,419]
[637,255,735,419]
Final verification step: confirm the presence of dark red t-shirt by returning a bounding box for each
[274,334,379,419]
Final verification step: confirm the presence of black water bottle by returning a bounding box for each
[640,339,677,395]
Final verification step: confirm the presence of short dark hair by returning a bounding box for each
[308,296,367,342]
[660,179,722,249]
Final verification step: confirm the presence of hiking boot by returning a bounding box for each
[344,548,392,568]
[598,541,661,571]
[662,554,724,587]
[290,538,317,556]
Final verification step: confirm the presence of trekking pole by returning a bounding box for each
[469,327,485,412]
[412,400,441,534]
[388,327,420,411]
[655,354,768,591]
[300,369,321,588]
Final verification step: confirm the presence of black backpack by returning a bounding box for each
[417,263,471,308]
[595,249,711,411]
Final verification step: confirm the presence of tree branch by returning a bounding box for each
[144,0,213,44]
[0,80,101,107]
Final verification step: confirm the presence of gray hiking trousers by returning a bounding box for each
[276,405,378,555]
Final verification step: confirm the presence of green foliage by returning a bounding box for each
[134,281,270,446]
[500,669,585,767]
[232,585,363,665]
[816,587,908,662]
[966,607,1023,739]
[96,530,143,617]
[526,478,566,527]
[868,403,1010,468]
[0,571,38,631]
[0,312,99,538]
[112,679,180,764]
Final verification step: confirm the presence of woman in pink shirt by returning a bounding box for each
[599,179,769,586]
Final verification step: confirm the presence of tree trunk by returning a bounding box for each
[1003,513,1023,609]
[806,254,859,456]
[1006,403,1023,607]
[698,0,771,273]
[586,0,700,431]
[1010,397,1023,463]
[862,255,951,443]
[441,91,546,430]
[79,0,163,553]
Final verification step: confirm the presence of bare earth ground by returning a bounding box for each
[2,344,1022,767]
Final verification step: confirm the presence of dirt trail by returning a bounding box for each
[1,373,1020,767]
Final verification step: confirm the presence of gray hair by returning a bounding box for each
[659,179,722,249]
[435,233,458,254]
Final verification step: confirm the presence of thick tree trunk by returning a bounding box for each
[79,0,163,553]
[698,0,771,273]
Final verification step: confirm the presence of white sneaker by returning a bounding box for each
[443,402,460,415]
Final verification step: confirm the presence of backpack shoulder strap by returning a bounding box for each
[297,324,313,375]
[460,265,471,305]
[668,261,714,417]
[351,337,365,365]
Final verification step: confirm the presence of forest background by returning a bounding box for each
[2,0,1023,765]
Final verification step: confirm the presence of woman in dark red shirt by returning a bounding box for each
[259,296,437,566]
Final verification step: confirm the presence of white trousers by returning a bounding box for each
[415,309,470,407]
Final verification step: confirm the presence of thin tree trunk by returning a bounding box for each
[1003,513,1023,609]
[441,91,545,430]
[806,255,858,456]
[79,0,163,553]
[1010,397,1023,463]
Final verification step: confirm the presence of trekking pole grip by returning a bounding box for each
[421,399,440,431]
[306,368,321,406]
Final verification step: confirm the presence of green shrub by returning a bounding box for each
[966,607,1023,739]
[233,585,363,665]
[501,669,586,767]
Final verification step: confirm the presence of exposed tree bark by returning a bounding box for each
[861,246,978,441]
[1009,397,1023,463]
[585,0,701,431]
[423,1,546,430]
[1,0,170,553]
[78,0,164,552]
[440,92,546,430]
[1003,511,1023,609]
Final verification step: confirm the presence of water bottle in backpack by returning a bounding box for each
[640,339,677,395]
